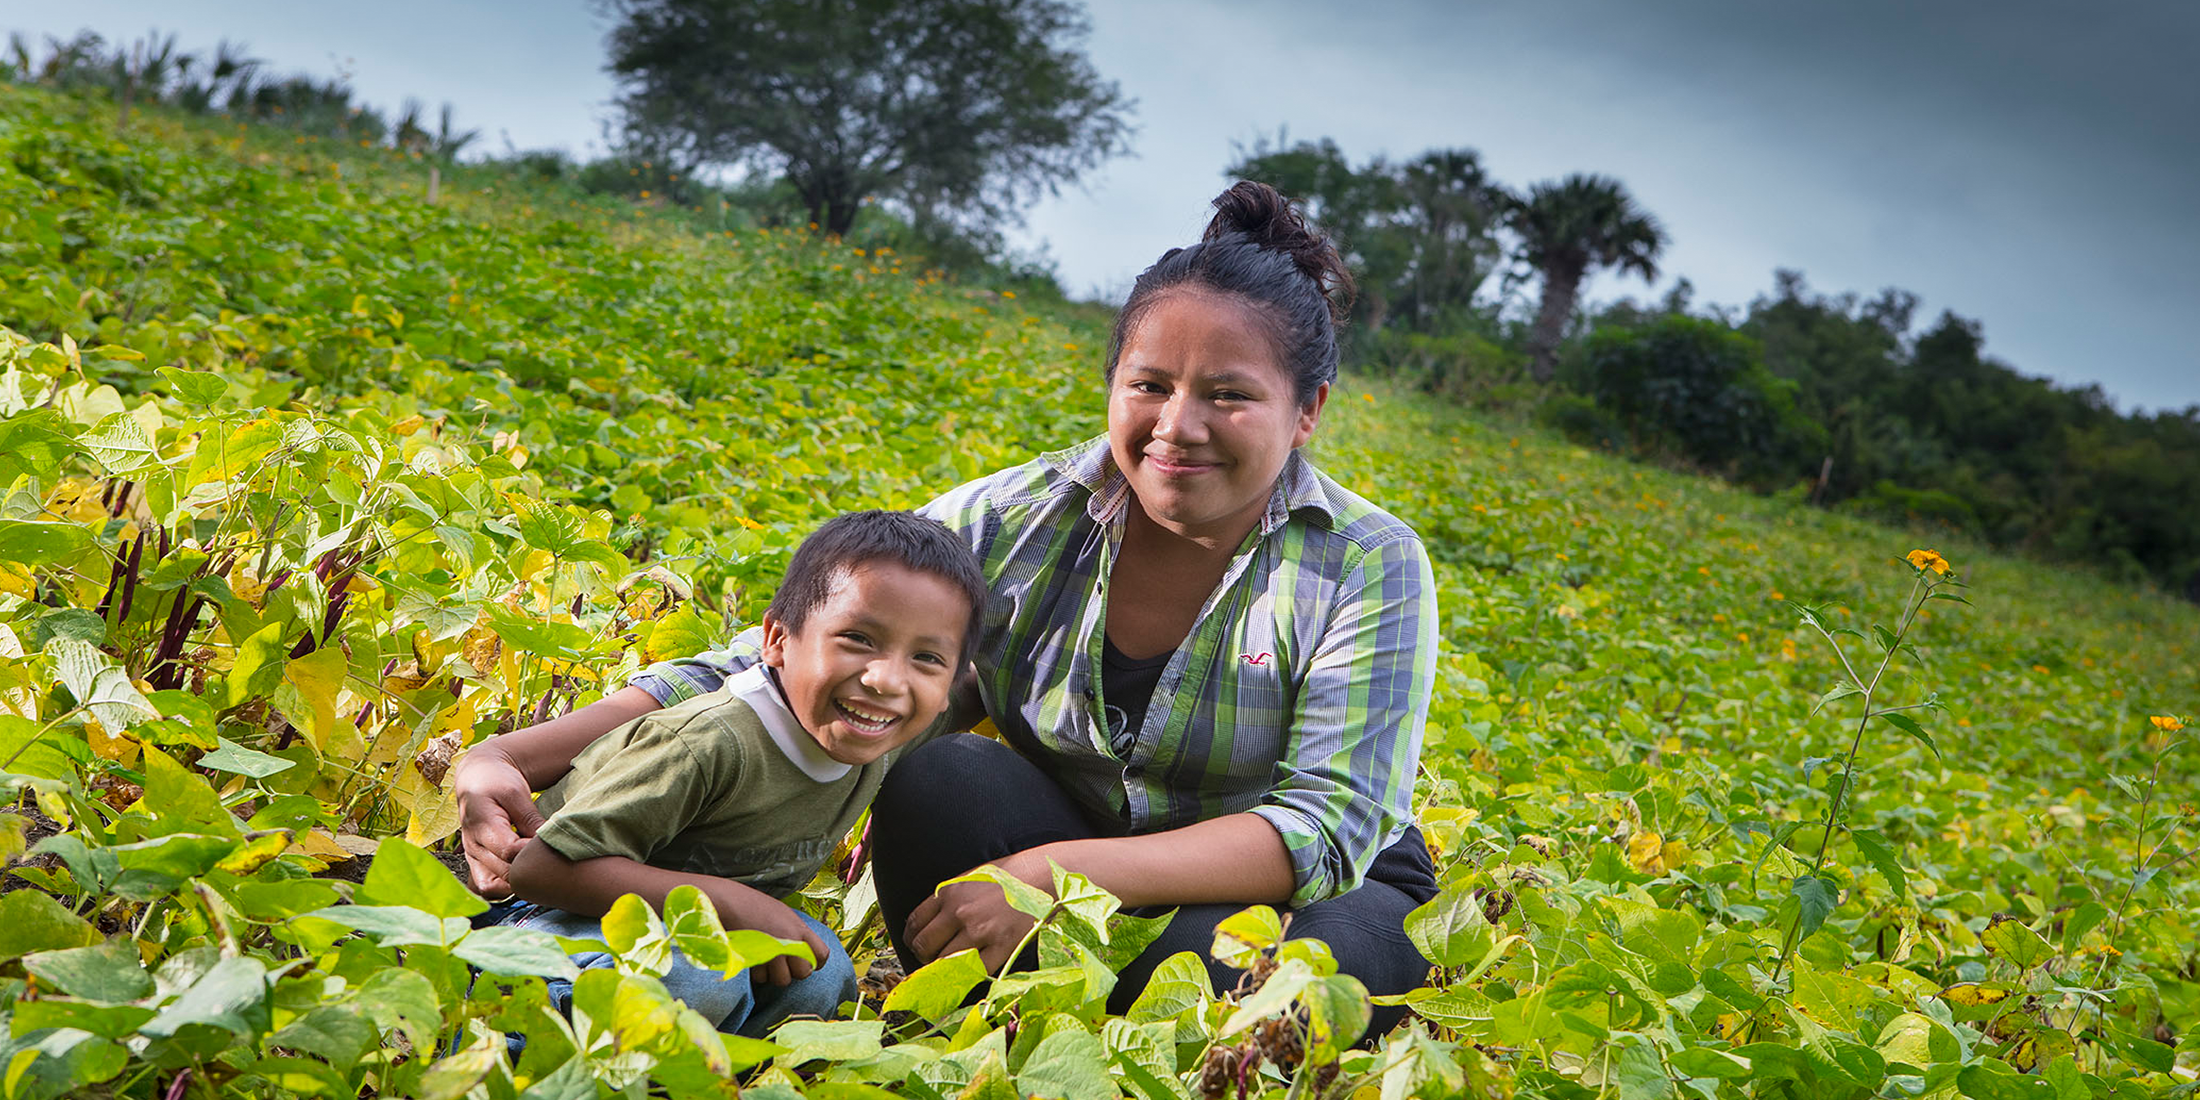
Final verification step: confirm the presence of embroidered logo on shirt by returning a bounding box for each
[1239,652,1272,666]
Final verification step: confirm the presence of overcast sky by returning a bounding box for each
[9,0,2195,413]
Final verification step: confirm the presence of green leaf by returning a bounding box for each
[48,637,157,729]
[771,1019,884,1064]
[1014,1027,1113,1100]
[1210,904,1284,969]
[137,745,238,836]
[350,968,442,1053]
[941,864,1056,920]
[249,1055,352,1098]
[1301,973,1372,1062]
[2058,900,2109,954]
[141,955,271,1038]
[197,736,297,778]
[0,888,103,962]
[225,621,291,708]
[228,878,341,922]
[79,411,160,475]
[416,1036,500,1100]
[0,519,94,565]
[303,905,470,947]
[1404,885,1498,968]
[352,837,486,919]
[1124,950,1210,1023]
[266,1004,378,1065]
[24,941,152,1003]
[1792,875,1838,940]
[1848,828,1908,901]
[884,948,991,1022]
[599,892,672,977]
[1877,711,1940,760]
[1980,918,2056,970]
[8,998,158,1039]
[157,366,229,405]
[0,713,74,780]
[452,925,581,980]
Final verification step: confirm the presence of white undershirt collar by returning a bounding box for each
[728,664,851,782]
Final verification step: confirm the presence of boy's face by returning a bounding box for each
[760,562,970,766]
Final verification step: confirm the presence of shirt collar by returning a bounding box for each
[1052,434,1339,536]
[728,664,851,782]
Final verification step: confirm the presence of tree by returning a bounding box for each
[1510,173,1666,382]
[598,0,1134,238]
[1225,138,1504,333]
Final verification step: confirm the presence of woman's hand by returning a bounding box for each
[903,850,1050,972]
[454,746,545,897]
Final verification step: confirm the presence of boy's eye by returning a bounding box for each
[838,631,873,647]
[915,651,948,667]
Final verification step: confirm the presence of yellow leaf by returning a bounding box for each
[86,717,140,765]
[459,626,501,676]
[292,829,354,862]
[1939,981,2012,1006]
[1627,831,1667,874]
[406,763,463,846]
[282,646,348,752]
[216,831,291,876]
[1659,838,1691,870]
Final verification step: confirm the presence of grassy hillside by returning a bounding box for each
[2,83,2196,1098]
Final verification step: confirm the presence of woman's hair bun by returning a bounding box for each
[1203,181,1354,324]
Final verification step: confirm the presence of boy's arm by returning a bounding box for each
[507,839,832,988]
[455,686,665,896]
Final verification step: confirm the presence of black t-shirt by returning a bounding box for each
[1100,635,1171,757]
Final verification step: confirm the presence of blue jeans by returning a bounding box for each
[492,902,858,1039]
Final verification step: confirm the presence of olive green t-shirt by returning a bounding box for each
[533,665,904,898]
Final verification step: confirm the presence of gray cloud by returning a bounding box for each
[9,0,2194,411]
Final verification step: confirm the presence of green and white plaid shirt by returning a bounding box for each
[632,436,1437,905]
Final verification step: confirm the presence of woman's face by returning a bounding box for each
[1107,290,1328,544]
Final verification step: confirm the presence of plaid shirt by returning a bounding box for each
[632,436,1436,905]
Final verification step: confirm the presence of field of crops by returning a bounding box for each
[2,84,2196,1099]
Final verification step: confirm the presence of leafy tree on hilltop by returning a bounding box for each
[1511,173,1665,382]
[1226,138,1504,332]
[598,0,1135,238]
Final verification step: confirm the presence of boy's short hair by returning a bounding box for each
[766,511,987,664]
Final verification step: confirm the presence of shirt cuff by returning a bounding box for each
[1250,803,1350,908]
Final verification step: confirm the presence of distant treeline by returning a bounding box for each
[1227,137,2200,600]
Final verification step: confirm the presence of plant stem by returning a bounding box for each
[1771,572,1930,986]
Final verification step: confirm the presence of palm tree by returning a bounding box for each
[1510,173,1666,382]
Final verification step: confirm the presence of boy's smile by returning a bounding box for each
[761,562,969,765]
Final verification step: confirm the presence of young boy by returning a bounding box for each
[495,510,986,1037]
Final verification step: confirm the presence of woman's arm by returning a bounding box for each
[455,687,664,896]
[507,840,829,987]
[903,812,1294,971]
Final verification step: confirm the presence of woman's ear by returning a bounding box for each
[1292,381,1331,448]
[759,612,789,668]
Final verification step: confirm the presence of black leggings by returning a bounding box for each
[870,733,1438,1035]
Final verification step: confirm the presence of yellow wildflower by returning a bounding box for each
[2152,715,2185,732]
[1906,548,1950,574]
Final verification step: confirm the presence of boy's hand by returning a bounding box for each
[455,750,546,896]
[703,884,832,987]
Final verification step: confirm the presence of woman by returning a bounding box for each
[457,181,1439,1027]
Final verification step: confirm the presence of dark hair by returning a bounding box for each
[767,511,987,664]
[1105,181,1356,404]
